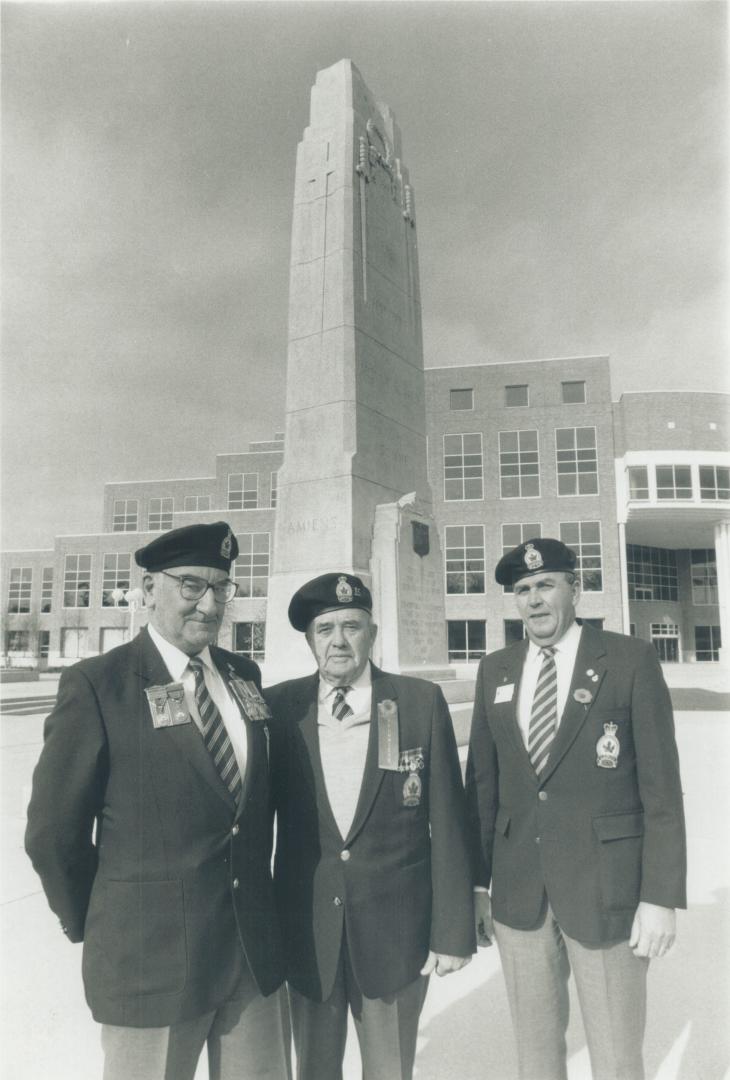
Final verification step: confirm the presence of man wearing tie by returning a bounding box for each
[466,538,686,1080]
[26,522,289,1080]
[266,573,475,1080]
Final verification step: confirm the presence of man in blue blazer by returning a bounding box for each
[26,522,290,1080]
[266,573,475,1080]
[466,538,686,1080]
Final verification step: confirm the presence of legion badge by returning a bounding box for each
[399,747,425,807]
[145,683,190,728]
[220,528,234,559]
[335,575,353,603]
[377,699,400,771]
[596,722,620,768]
[523,543,543,571]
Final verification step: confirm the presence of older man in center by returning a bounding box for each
[266,573,475,1080]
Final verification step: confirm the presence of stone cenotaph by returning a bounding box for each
[264,60,447,677]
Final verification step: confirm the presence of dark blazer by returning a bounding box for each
[25,627,284,1027]
[266,665,475,1002]
[465,625,687,946]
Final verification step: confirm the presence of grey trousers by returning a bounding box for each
[101,971,291,1080]
[494,907,649,1080]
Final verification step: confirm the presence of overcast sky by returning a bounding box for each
[2,0,727,550]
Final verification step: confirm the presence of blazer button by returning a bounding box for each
[538,791,548,801]
[535,837,541,844]
[231,824,240,836]
[340,850,351,862]
[232,878,240,889]
[333,897,343,907]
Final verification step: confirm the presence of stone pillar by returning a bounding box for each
[617,521,631,635]
[264,60,441,679]
[714,519,730,668]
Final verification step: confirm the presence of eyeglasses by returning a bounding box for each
[161,571,238,604]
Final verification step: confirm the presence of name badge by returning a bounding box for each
[495,684,514,704]
[377,699,400,771]
[145,683,191,728]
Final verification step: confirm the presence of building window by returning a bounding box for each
[447,620,486,662]
[41,567,53,612]
[112,499,138,532]
[63,554,92,608]
[627,466,649,500]
[6,630,31,655]
[691,549,718,605]
[561,380,586,404]
[499,430,539,498]
[101,553,131,607]
[228,473,259,510]
[699,465,730,501]
[556,427,598,495]
[559,521,602,591]
[270,472,278,508]
[650,622,679,663]
[627,545,678,602]
[38,630,50,659]
[655,465,692,500]
[183,494,211,512]
[7,567,32,613]
[61,627,88,659]
[504,619,525,646]
[450,388,474,411]
[233,621,265,661]
[444,526,485,594]
[443,434,483,501]
[505,385,528,408]
[233,534,270,597]
[501,523,541,593]
[148,497,174,531]
[100,627,127,654]
[695,625,721,662]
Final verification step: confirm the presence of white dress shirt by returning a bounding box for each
[516,620,583,745]
[316,664,372,838]
[147,623,248,778]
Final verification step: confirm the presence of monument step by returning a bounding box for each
[399,667,456,682]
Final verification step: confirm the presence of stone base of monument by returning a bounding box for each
[370,500,451,676]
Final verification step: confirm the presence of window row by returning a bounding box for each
[7,567,54,613]
[446,615,606,661]
[445,521,603,595]
[444,428,599,501]
[627,546,718,605]
[449,381,586,411]
[110,476,279,532]
[627,464,729,502]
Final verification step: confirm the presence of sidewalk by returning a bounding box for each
[2,708,729,1079]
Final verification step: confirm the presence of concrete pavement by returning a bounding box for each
[1,706,728,1079]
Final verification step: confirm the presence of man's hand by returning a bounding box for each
[474,889,494,948]
[420,951,471,977]
[629,902,676,958]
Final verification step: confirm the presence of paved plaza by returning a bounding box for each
[1,684,728,1079]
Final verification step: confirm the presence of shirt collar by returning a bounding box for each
[526,619,582,661]
[148,623,214,681]
[318,660,372,702]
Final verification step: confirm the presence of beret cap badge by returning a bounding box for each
[524,543,543,571]
[336,576,353,603]
[220,529,233,560]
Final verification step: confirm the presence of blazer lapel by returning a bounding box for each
[541,625,607,782]
[344,667,392,845]
[494,640,535,773]
[133,628,237,817]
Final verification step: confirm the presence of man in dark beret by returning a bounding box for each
[266,572,475,1080]
[26,522,290,1080]
[465,538,686,1080]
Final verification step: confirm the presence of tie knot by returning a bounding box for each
[187,655,205,678]
[541,647,556,659]
[333,686,351,701]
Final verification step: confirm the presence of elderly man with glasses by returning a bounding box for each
[26,522,290,1080]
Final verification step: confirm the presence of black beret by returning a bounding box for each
[495,537,577,587]
[288,573,373,632]
[135,521,239,572]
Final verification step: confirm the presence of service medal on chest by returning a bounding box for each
[596,722,620,769]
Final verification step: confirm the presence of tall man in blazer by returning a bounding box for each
[26,522,290,1080]
[466,538,686,1080]
[266,573,475,1080]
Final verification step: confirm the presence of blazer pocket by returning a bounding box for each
[593,811,644,911]
[495,807,511,838]
[104,879,187,998]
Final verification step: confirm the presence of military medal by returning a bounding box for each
[145,683,191,728]
[226,670,272,723]
[398,747,425,807]
[596,722,620,768]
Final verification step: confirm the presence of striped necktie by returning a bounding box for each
[331,686,353,721]
[188,656,242,803]
[528,647,558,774]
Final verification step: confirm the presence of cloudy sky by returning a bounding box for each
[2,0,726,550]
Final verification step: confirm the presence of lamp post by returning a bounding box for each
[124,588,145,641]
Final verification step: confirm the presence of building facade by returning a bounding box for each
[3,360,728,670]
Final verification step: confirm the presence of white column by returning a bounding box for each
[714,520,730,668]
[617,521,631,634]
